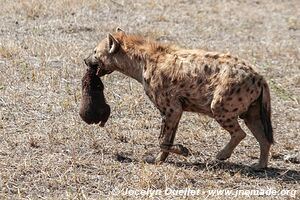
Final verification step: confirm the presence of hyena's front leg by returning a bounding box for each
[155,108,189,164]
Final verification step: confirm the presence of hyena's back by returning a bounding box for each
[155,51,265,118]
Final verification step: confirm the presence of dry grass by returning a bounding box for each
[0,0,299,199]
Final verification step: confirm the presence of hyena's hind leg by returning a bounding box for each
[215,117,246,160]
[211,99,246,161]
[242,103,271,169]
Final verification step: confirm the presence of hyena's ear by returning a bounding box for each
[107,33,120,54]
[116,27,125,34]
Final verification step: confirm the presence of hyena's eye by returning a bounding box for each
[94,50,96,54]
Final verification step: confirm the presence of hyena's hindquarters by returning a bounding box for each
[243,84,273,169]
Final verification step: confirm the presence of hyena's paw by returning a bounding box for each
[251,162,267,170]
[176,144,189,157]
[154,152,169,164]
[216,149,232,160]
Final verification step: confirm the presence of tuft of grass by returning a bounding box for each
[21,0,44,19]
[287,17,300,30]
[29,137,40,148]
[0,45,18,59]
[269,80,294,101]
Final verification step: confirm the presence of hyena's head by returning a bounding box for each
[84,28,125,76]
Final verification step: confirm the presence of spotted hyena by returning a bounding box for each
[84,28,273,169]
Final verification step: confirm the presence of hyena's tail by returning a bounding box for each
[258,83,274,144]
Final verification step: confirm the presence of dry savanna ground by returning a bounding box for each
[0,0,299,199]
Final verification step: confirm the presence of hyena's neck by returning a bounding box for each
[113,33,174,84]
[114,53,145,84]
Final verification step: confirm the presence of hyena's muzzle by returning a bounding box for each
[84,54,113,77]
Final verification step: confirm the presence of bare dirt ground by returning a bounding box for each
[0,0,299,199]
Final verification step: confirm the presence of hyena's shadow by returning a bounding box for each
[115,153,300,182]
[169,160,300,182]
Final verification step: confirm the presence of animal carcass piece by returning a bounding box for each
[79,68,110,127]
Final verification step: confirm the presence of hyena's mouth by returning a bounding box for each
[86,60,113,77]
